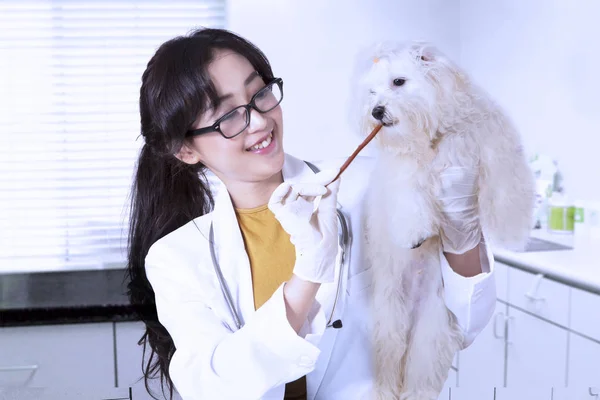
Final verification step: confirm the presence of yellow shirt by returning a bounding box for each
[235,204,296,310]
[235,203,307,400]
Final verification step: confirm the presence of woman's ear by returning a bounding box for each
[175,142,202,165]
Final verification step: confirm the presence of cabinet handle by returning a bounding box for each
[590,386,599,398]
[0,364,39,385]
[493,312,505,339]
[524,273,546,303]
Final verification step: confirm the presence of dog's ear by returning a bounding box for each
[410,41,437,63]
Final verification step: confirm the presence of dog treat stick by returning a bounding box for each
[327,124,383,186]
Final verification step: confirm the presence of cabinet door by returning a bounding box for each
[567,333,600,387]
[570,288,600,342]
[0,323,113,388]
[115,321,183,400]
[457,301,506,389]
[505,307,568,387]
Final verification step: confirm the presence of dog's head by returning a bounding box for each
[355,41,469,148]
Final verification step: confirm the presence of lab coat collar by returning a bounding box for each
[210,153,317,328]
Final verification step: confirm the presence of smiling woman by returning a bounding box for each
[125,27,496,400]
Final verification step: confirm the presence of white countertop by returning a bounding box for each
[493,229,600,294]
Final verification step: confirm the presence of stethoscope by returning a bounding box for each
[206,161,350,332]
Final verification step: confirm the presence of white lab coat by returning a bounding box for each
[144,153,497,400]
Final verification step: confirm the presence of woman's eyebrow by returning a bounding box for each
[217,71,260,101]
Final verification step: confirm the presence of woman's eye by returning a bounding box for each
[255,88,271,99]
[221,111,237,122]
[369,90,376,95]
[393,78,406,86]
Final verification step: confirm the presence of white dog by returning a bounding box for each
[353,42,536,399]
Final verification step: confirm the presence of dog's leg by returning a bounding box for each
[399,241,463,400]
[365,200,412,400]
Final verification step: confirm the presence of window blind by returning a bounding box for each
[0,0,226,273]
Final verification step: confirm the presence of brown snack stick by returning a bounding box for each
[327,124,383,186]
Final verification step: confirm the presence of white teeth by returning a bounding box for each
[248,132,273,151]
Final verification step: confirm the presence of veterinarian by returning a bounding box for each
[126,28,496,400]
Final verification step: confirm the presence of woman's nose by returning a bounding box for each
[247,109,267,132]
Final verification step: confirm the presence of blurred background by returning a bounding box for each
[0,1,599,399]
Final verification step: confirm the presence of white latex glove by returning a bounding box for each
[438,165,482,254]
[268,169,341,283]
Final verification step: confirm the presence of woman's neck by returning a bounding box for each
[225,171,284,210]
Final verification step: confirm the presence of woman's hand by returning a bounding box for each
[268,169,341,284]
[268,169,341,333]
[438,165,482,255]
[437,164,485,277]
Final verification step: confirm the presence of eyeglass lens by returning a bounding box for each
[219,81,282,138]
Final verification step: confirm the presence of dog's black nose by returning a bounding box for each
[372,106,385,120]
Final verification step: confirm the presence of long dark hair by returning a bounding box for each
[126,27,276,399]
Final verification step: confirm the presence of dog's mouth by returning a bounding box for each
[380,116,399,127]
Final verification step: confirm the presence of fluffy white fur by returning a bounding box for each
[353,41,536,399]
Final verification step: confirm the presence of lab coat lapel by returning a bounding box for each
[211,183,255,328]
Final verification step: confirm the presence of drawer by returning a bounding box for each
[0,322,114,387]
[507,266,570,327]
[0,388,130,400]
[570,287,600,341]
[495,261,509,302]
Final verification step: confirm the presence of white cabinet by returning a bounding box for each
[553,387,600,400]
[567,333,600,387]
[446,387,495,400]
[505,307,568,387]
[495,387,553,400]
[455,258,600,396]
[0,322,114,388]
[457,301,506,389]
[115,321,182,400]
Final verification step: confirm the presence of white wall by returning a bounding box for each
[460,0,600,202]
[227,0,459,161]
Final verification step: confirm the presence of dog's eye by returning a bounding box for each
[393,78,406,86]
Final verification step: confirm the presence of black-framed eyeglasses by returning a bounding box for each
[186,78,284,139]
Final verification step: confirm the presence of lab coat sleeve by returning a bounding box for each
[145,248,327,400]
[440,239,497,348]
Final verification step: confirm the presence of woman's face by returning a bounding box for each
[181,50,285,186]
